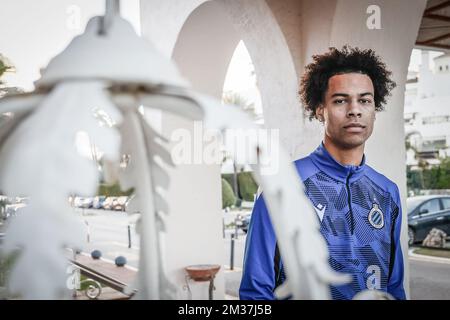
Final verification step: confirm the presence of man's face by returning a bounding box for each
[316,72,376,150]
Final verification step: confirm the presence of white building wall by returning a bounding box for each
[405,51,450,164]
[435,55,450,74]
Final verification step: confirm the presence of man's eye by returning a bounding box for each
[333,99,346,104]
[360,99,373,104]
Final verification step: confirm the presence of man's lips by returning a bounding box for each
[343,123,366,132]
[343,123,366,129]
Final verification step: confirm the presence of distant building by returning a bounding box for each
[405,51,450,169]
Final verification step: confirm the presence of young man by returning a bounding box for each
[239,46,406,300]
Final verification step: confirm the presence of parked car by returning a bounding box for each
[92,196,106,209]
[4,203,26,219]
[102,196,133,211]
[1,197,27,220]
[102,197,114,210]
[73,197,93,209]
[113,196,129,211]
[407,195,450,245]
[235,213,251,234]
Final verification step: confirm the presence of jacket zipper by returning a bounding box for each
[346,172,354,234]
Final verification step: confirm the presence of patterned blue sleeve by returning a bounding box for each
[239,194,277,300]
[387,186,406,300]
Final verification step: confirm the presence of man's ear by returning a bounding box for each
[316,105,324,122]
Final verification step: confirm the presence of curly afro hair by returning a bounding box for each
[299,45,396,121]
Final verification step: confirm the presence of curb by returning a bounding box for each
[408,248,450,265]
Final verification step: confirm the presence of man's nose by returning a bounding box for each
[346,100,362,118]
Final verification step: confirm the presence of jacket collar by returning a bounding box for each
[309,142,366,183]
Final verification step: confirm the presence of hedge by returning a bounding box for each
[221,178,236,209]
[97,182,134,197]
[221,171,258,202]
[237,172,258,201]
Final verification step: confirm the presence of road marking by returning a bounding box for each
[110,241,140,250]
[83,241,140,251]
[86,224,130,232]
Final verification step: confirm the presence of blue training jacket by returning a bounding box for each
[239,143,406,300]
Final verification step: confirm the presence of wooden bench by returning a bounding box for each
[68,251,138,300]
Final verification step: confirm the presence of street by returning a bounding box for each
[409,255,450,300]
[75,208,141,269]
[77,208,247,297]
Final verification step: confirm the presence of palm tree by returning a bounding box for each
[0,55,13,78]
[0,54,20,98]
[222,91,256,120]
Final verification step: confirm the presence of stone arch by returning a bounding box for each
[141,0,312,299]
[172,0,309,158]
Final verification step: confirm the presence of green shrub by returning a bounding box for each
[221,172,258,202]
[0,251,19,289]
[237,172,258,201]
[407,158,450,192]
[222,174,234,191]
[97,182,134,197]
[221,178,236,209]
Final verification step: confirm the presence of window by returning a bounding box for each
[439,66,443,71]
[407,197,424,215]
[422,116,450,125]
[419,199,440,214]
[441,198,450,210]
